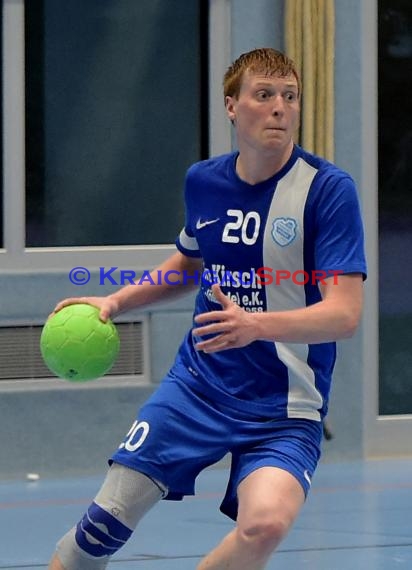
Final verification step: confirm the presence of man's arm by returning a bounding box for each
[193,274,363,352]
[54,251,203,321]
[109,251,202,314]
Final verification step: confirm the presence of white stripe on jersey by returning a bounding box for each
[178,228,199,253]
[263,157,323,420]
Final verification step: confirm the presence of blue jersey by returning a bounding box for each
[174,145,367,421]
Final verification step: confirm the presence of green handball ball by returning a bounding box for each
[40,304,120,382]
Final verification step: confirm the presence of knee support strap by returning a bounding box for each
[75,501,133,558]
[56,464,166,569]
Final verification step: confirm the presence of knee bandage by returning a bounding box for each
[56,464,166,569]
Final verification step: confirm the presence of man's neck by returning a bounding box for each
[235,142,294,185]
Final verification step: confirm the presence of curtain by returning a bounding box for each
[285,0,335,161]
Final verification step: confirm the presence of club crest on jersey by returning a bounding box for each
[271,217,297,246]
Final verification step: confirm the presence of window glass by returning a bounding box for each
[25,0,208,246]
[378,0,412,414]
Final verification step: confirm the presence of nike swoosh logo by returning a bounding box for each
[196,218,220,230]
[304,470,312,487]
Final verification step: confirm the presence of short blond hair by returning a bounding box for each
[223,48,301,100]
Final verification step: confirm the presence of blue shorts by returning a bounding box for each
[111,372,323,521]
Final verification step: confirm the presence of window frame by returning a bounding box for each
[1,0,231,271]
[361,0,412,456]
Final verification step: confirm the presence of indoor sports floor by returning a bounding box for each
[1,457,412,569]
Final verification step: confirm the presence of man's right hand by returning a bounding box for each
[51,296,119,322]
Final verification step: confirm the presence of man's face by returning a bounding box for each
[225,70,300,155]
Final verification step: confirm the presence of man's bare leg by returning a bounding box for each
[197,467,305,570]
[48,553,65,570]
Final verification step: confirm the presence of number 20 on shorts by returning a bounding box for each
[119,420,150,452]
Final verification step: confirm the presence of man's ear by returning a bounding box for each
[225,96,236,123]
